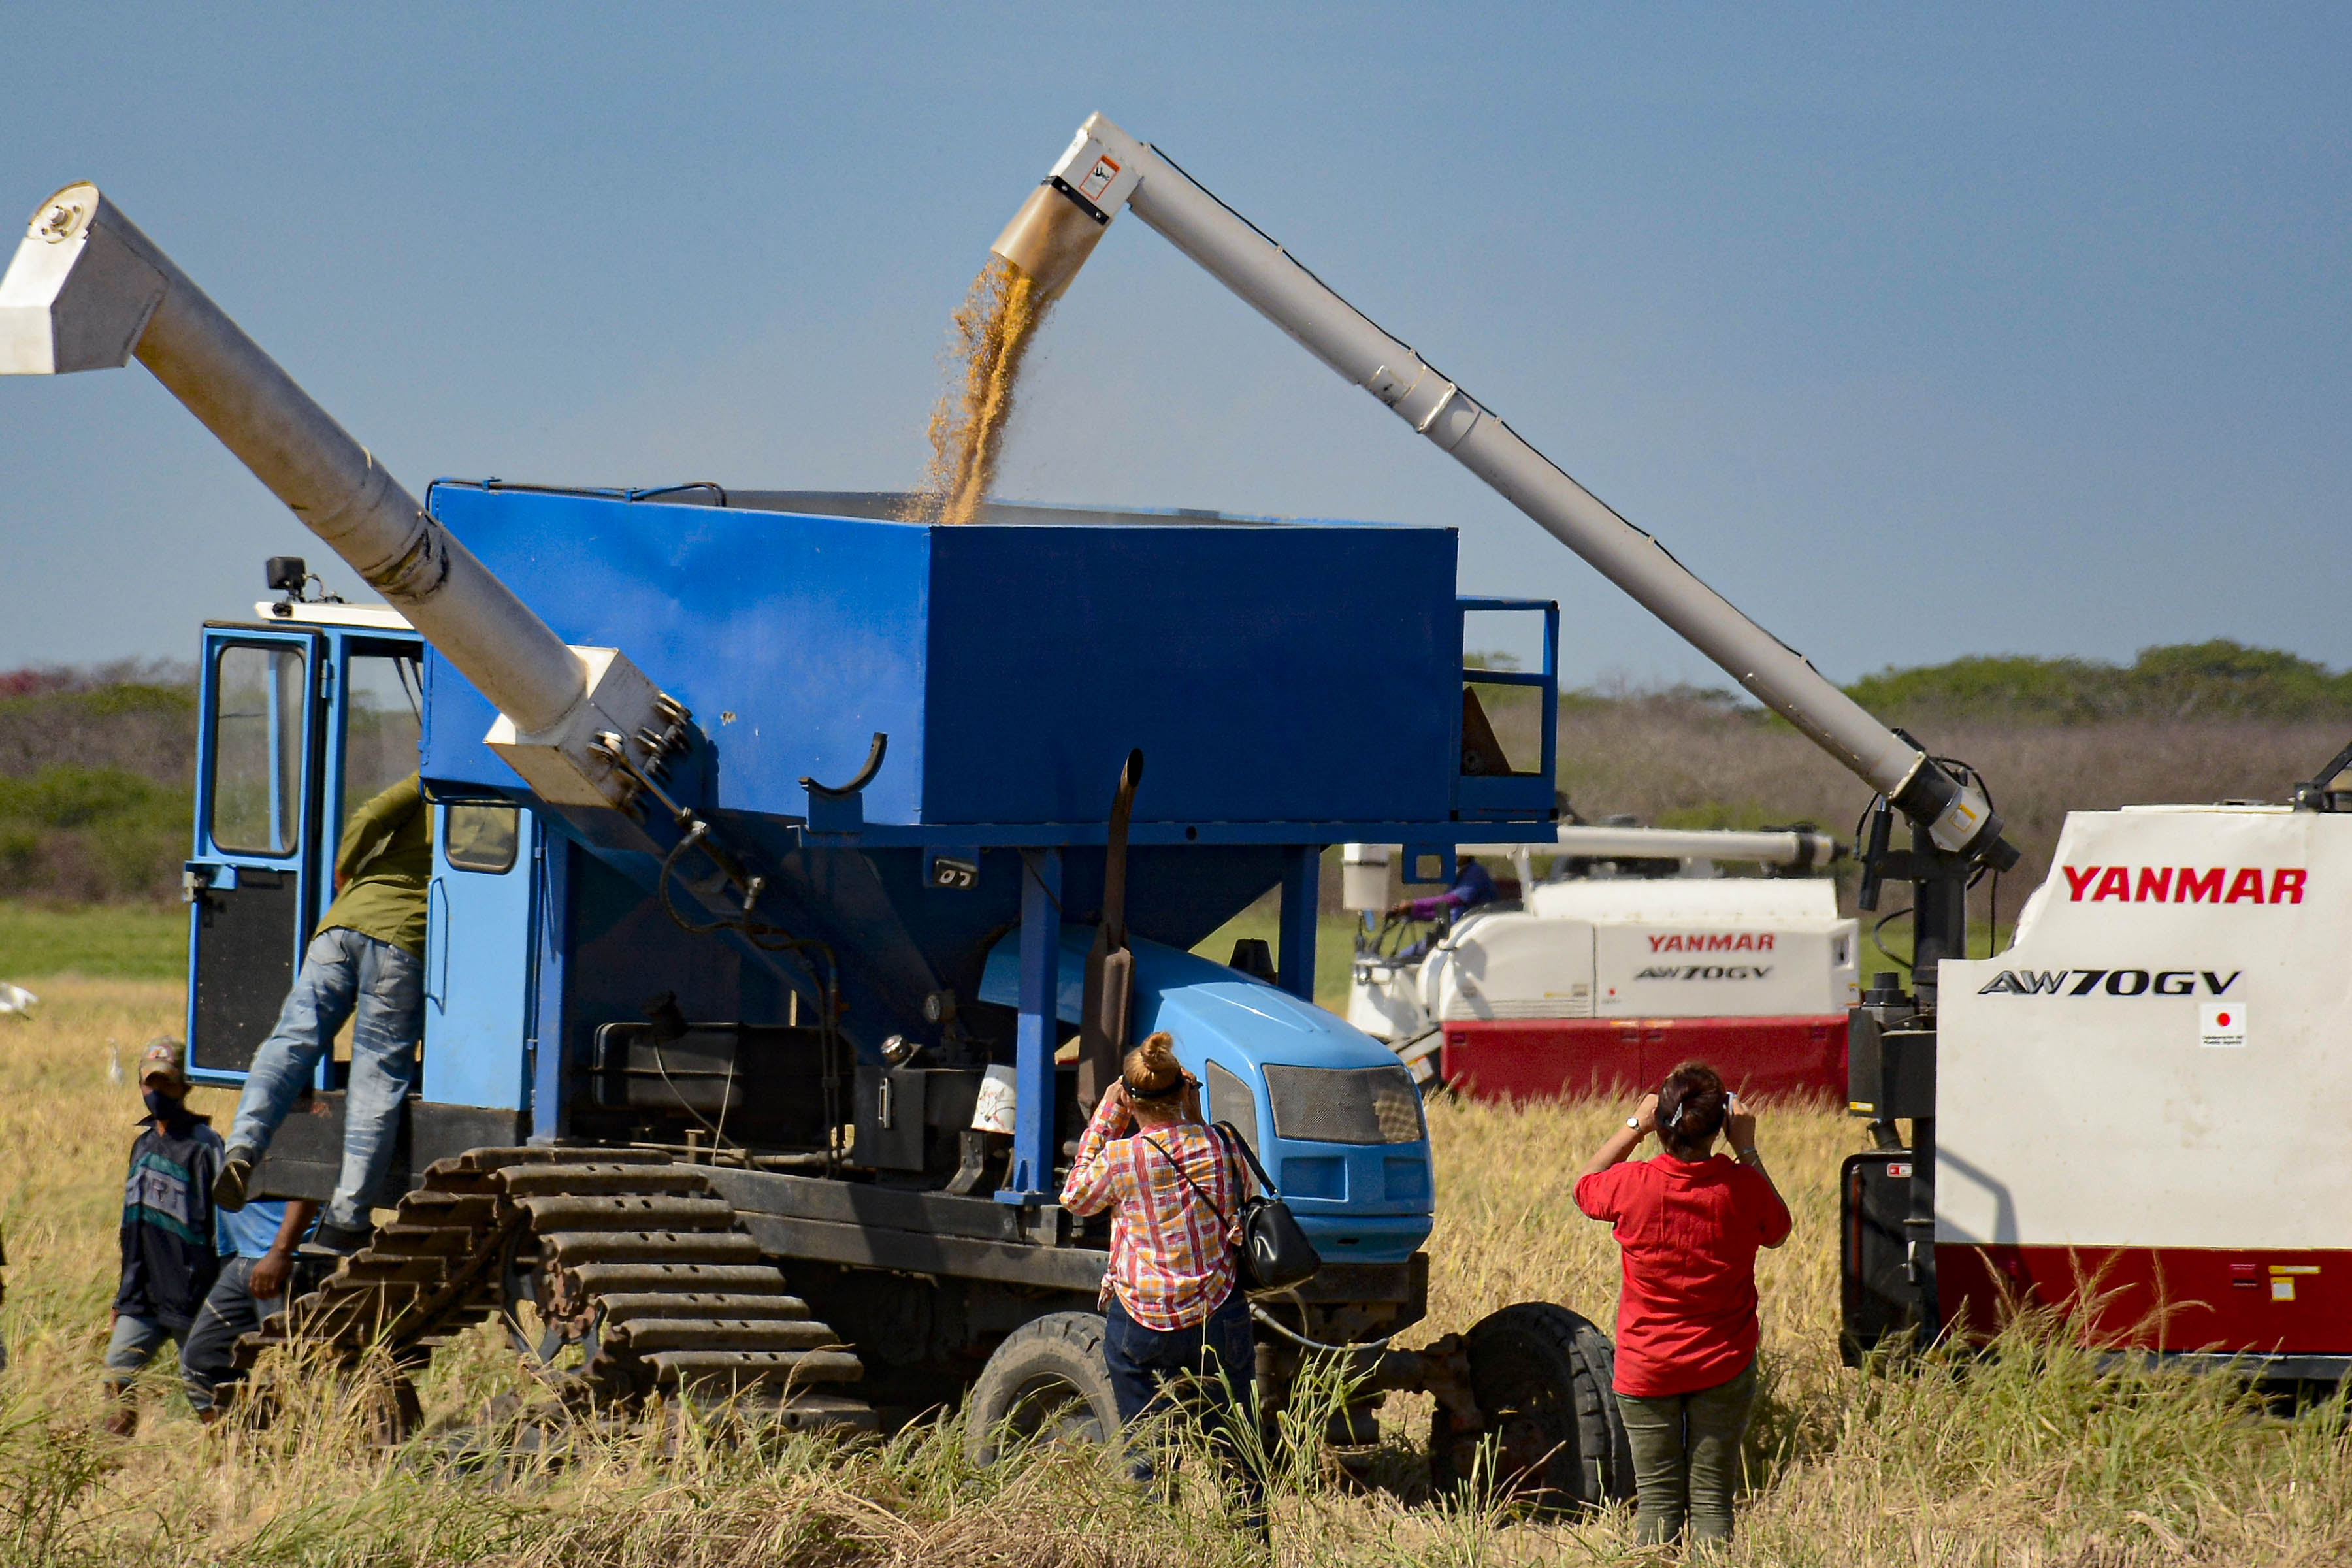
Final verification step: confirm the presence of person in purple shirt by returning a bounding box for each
[1386,857,1503,923]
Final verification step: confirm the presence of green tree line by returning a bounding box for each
[5,641,2347,904]
[1844,640,2352,726]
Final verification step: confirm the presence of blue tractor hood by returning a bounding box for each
[979,928,1384,1068]
[980,928,1435,1261]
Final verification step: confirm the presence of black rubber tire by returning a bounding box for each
[963,1311,1123,1467]
[1429,1301,1633,1512]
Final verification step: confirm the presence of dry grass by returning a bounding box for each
[4,979,2348,1565]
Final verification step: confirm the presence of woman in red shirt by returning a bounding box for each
[1575,1061,1791,1549]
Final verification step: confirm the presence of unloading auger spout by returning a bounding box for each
[0,184,687,816]
[995,116,2019,872]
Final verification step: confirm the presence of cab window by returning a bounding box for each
[445,804,519,874]
[209,644,306,855]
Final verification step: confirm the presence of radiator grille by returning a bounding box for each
[1263,1064,1426,1146]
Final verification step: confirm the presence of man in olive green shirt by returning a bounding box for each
[214,772,430,1251]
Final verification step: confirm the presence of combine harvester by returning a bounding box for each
[1343,826,1858,1100]
[3,105,2338,1490]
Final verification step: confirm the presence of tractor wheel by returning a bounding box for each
[1428,1301,1631,1512]
[964,1311,1124,1466]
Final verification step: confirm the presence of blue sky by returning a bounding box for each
[2,5,2344,685]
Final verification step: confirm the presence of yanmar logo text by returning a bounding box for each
[1978,968,2241,996]
[2061,866,2306,905]
[1635,964,1774,981]
[1646,932,1776,953]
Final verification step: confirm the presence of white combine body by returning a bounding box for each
[1922,802,2349,1364]
[1347,830,1859,1101]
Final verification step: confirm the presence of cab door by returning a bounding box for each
[186,627,325,1084]
[421,801,538,1112]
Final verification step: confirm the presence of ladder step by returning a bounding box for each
[338,1256,447,1284]
[399,1192,504,1221]
[519,1194,738,1231]
[742,1392,881,1434]
[567,1262,787,1295]
[372,1225,487,1256]
[501,1164,712,1197]
[595,1292,810,1323]
[648,1348,864,1388]
[544,1230,762,1265]
[616,1318,840,1353]
[438,1147,672,1175]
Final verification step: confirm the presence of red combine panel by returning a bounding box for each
[1439,1014,1848,1103]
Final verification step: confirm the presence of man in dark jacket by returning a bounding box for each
[103,1038,225,1436]
[214,771,429,1251]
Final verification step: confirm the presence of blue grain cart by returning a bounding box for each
[6,181,1633,1502]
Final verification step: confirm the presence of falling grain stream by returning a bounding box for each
[907,258,1052,525]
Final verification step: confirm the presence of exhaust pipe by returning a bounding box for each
[0,184,685,816]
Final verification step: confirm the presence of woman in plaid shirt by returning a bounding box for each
[1061,1031,1264,1533]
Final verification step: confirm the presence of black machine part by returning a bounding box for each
[238,1147,874,1433]
[1226,938,1277,983]
[1842,773,1978,1352]
[962,1311,1124,1466]
[2291,736,2352,812]
[1077,749,1145,1111]
[851,1064,984,1174]
[187,864,300,1076]
[586,1022,834,1151]
[1841,1149,1925,1364]
[1846,977,1931,1123]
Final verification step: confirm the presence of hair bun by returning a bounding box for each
[1124,1031,1183,1097]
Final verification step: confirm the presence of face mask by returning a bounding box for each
[142,1087,183,1120]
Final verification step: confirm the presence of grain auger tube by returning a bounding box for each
[0,184,689,817]
[1001,115,2022,1346]
[994,116,2021,883]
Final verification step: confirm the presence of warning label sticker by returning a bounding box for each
[2199,1002,2247,1049]
[1077,156,1121,202]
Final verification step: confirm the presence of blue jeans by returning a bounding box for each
[229,926,422,1232]
[103,1312,189,1390]
[180,1255,287,1413]
[1103,1288,1265,1532]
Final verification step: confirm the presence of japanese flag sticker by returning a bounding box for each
[2199,1002,2246,1049]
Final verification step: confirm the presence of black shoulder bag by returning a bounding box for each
[1141,1124,1321,1292]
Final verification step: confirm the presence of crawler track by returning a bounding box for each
[237,1147,872,1433]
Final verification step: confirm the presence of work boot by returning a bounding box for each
[97,1392,137,1438]
[310,1219,374,1256]
[212,1147,259,1212]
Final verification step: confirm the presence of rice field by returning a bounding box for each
[2,976,2346,1566]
